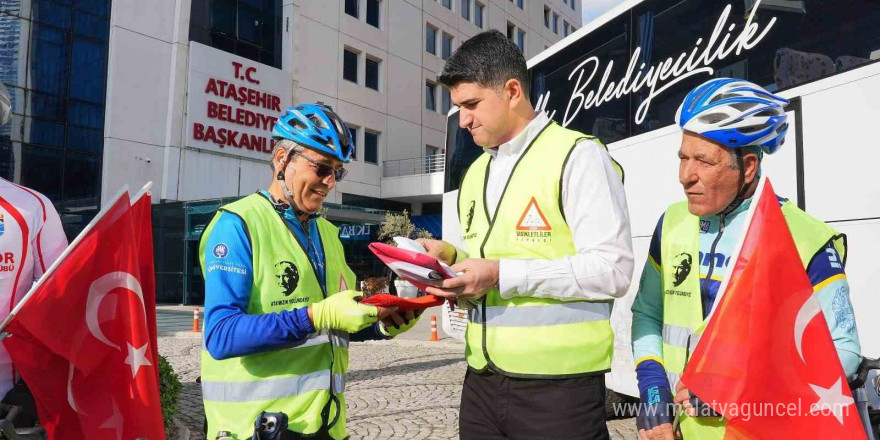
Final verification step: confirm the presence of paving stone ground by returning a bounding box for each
[159,336,638,440]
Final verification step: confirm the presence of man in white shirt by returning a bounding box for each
[0,82,68,421]
[420,30,633,440]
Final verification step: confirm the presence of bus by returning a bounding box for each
[441,0,880,399]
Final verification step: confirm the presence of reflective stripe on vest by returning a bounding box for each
[659,199,845,438]
[199,194,356,439]
[468,301,612,327]
[202,371,346,402]
[457,121,621,377]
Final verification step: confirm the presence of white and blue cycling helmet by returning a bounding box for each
[675,78,789,154]
[272,103,354,163]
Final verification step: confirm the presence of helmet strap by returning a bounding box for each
[719,150,749,217]
[275,151,311,218]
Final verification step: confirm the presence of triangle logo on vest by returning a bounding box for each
[515,197,553,243]
[516,197,551,231]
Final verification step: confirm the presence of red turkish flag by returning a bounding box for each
[2,189,165,440]
[681,177,866,439]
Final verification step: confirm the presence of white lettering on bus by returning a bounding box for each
[540,0,776,127]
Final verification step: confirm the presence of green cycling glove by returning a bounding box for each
[379,310,422,338]
[310,290,379,333]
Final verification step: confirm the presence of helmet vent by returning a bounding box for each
[737,124,768,134]
[730,102,758,111]
[756,109,777,117]
[698,113,729,124]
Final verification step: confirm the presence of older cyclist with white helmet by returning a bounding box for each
[630,78,861,440]
[199,103,419,439]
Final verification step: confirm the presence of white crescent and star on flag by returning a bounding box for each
[794,291,854,425]
[65,271,153,439]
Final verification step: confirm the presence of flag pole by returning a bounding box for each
[702,174,767,326]
[131,181,153,204]
[0,185,131,333]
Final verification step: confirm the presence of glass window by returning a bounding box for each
[461,0,470,20]
[364,131,378,164]
[66,127,102,152]
[74,0,109,17]
[68,100,103,129]
[475,2,484,28]
[442,34,453,60]
[343,49,358,83]
[237,2,262,45]
[507,22,514,39]
[21,145,63,201]
[69,37,106,104]
[34,1,71,29]
[63,150,99,202]
[564,21,569,37]
[552,13,558,33]
[442,0,452,10]
[441,87,451,114]
[425,81,436,111]
[30,120,64,148]
[365,57,380,90]
[30,26,69,96]
[73,11,108,41]
[426,24,437,54]
[192,0,282,68]
[345,0,358,18]
[211,0,236,35]
[366,0,380,27]
[516,29,525,53]
[570,0,575,11]
[544,6,550,28]
[516,0,523,9]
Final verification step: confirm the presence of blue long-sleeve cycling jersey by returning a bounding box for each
[631,195,861,395]
[202,191,385,360]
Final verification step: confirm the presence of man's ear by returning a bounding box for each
[504,78,525,107]
[743,151,761,185]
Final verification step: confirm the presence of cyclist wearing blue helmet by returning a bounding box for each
[199,103,419,439]
[631,78,861,440]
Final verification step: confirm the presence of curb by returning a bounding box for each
[173,417,191,440]
[159,331,204,338]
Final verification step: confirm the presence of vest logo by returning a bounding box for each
[275,261,300,296]
[0,213,5,237]
[515,197,552,242]
[339,274,349,292]
[699,220,710,234]
[671,252,693,287]
[516,197,551,231]
[465,200,476,233]
[212,243,229,259]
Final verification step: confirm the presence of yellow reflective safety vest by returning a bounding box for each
[660,199,846,439]
[199,194,356,439]
[457,120,624,377]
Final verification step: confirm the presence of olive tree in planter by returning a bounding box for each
[376,210,433,297]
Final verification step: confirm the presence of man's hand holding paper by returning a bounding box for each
[423,258,499,302]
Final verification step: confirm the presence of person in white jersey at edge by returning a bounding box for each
[0,81,68,426]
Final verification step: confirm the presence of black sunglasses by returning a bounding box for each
[294,152,348,182]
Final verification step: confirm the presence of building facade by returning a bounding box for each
[0,0,581,304]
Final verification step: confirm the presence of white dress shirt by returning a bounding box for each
[464,112,634,301]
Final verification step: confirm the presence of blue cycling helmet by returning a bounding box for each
[675,78,789,154]
[272,103,354,163]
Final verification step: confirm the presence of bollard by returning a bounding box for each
[429,315,439,342]
[193,308,201,333]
